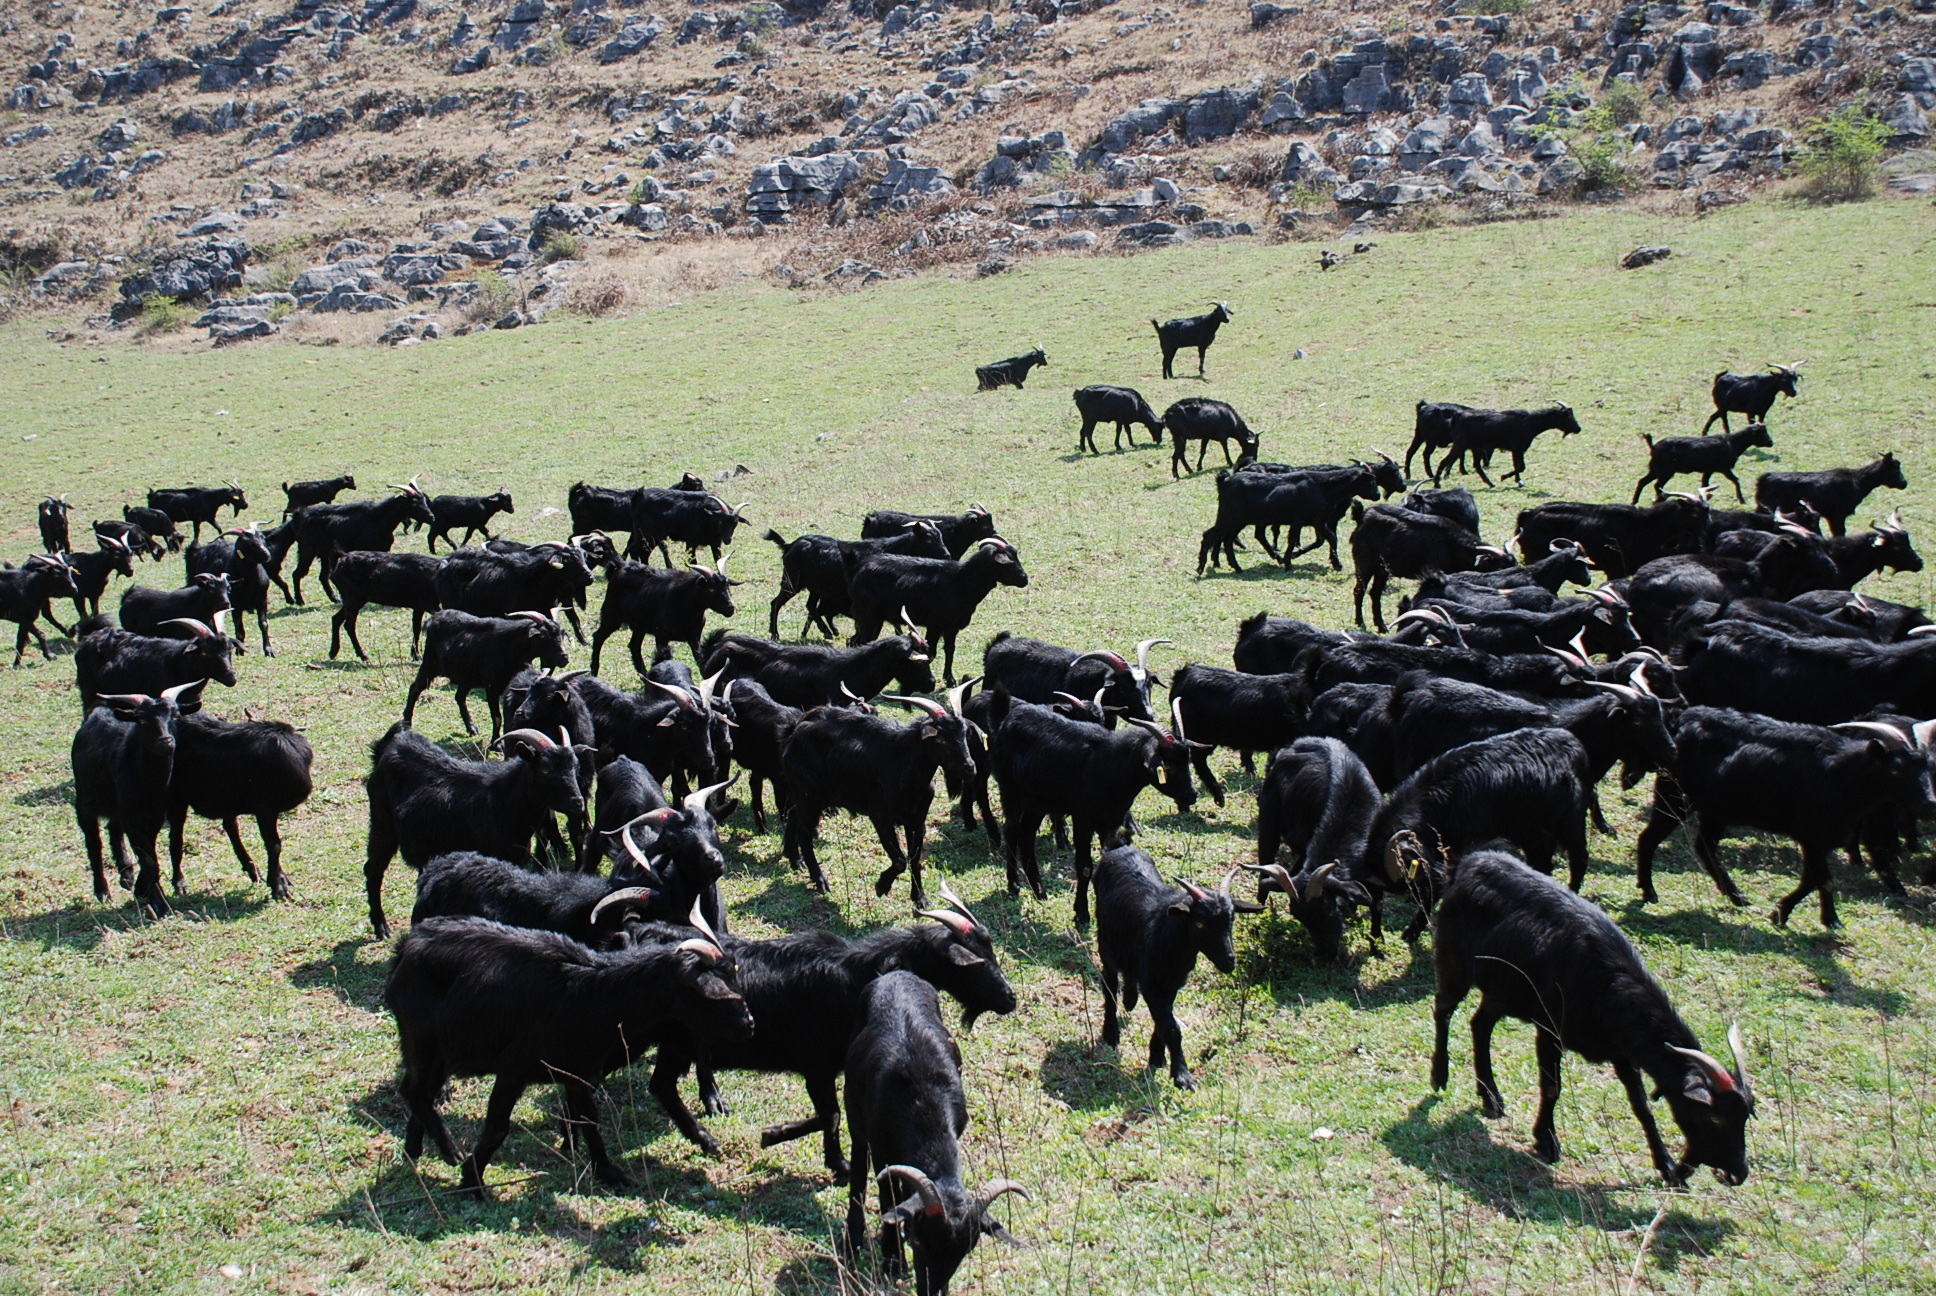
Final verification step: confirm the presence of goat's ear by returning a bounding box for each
[697,978,742,1002]
[657,713,678,728]
[946,943,986,968]
[919,720,940,737]
[1232,898,1267,914]
[1168,898,1194,916]
[982,1217,1022,1246]
[1682,1074,1716,1107]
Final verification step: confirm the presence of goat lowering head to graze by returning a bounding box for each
[1755,452,1909,537]
[38,496,71,554]
[974,346,1047,392]
[1073,385,1165,454]
[94,518,162,562]
[146,482,248,543]
[702,629,938,709]
[281,474,356,516]
[71,679,206,916]
[1163,397,1258,479]
[121,505,182,555]
[1633,424,1775,504]
[1093,845,1262,1089]
[844,971,1029,1296]
[1432,849,1754,1186]
[1248,738,1381,962]
[1702,363,1800,435]
[1151,302,1232,379]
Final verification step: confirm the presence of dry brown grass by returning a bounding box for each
[565,272,629,316]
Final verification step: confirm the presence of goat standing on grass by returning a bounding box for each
[1632,424,1773,503]
[1703,364,1799,434]
[1152,302,1232,379]
[974,346,1048,391]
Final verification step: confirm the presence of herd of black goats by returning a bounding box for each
[7,305,1925,1291]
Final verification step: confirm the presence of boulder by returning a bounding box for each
[312,284,406,312]
[186,210,245,236]
[98,117,139,151]
[1118,220,1186,247]
[1094,99,1180,155]
[1182,87,1259,142]
[119,237,249,304]
[450,45,493,73]
[291,257,382,296]
[745,151,867,220]
[600,17,662,62]
[1887,94,1930,143]
[866,159,954,212]
[1448,72,1492,107]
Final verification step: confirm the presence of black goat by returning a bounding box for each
[1678,620,1936,723]
[1516,497,1710,579]
[1094,846,1260,1089]
[402,609,571,741]
[1166,663,1304,804]
[64,541,135,622]
[860,505,997,561]
[74,616,236,713]
[1163,397,1258,478]
[843,971,1028,1296]
[703,629,936,708]
[1755,453,1909,537]
[1349,501,1513,631]
[121,505,182,554]
[650,889,1015,1171]
[93,518,162,561]
[1788,588,1931,640]
[1197,461,1390,574]
[290,481,437,604]
[1702,364,1799,434]
[1633,424,1774,503]
[119,573,232,639]
[765,522,948,639]
[1250,738,1380,962]
[1635,710,1936,925]
[1397,484,1481,534]
[328,550,446,660]
[982,632,1165,723]
[437,542,594,643]
[1152,302,1232,379]
[363,724,592,937]
[720,678,802,832]
[1403,400,1473,480]
[281,474,356,516]
[504,667,598,752]
[1625,538,1840,646]
[0,555,79,666]
[850,538,1029,686]
[1407,538,1593,611]
[424,491,514,551]
[1432,849,1754,1185]
[38,495,71,553]
[990,699,1202,926]
[594,766,737,930]
[1231,612,1350,675]
[590,557,738,674]
[628,488,745,566]
[147,482,247,543]
[167,709,313,900]
[185,527,279,656]
[1432,404,1581,487]
[72,680,205,915]
[1709,514,1923,590]
[410,851,658,947]
[1407,588,1640,659]
[780,687,979,904]
[576,672,723,790]
[1074,384,1164,453]
[974,346,1047,391]
[384,909,750,1196]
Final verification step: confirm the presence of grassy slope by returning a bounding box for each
[2,198,1934,1295]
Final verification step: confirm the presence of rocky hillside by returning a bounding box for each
[2,0,1931,345]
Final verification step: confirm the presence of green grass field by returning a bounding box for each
[3,198,1934,1295]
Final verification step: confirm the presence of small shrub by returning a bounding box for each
[465,268,519,323]
[1486,0,1528,14]
[267,301,293,323]
[137,295,195,335]
[1536,96,1636,196]
[569,275,629,316]
[1796,100,1891,203]
[539,229,582,263]
[1600,77,1645,127]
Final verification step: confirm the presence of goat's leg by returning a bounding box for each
[1430,974,1469,1092]
[1368,570,1390,633]
[1192,746,1225,807]
[1098,959,1122,1048]
[259,815,290,900]
[647,1050,719,1156]
[1616,1060,1687,1186]
[80,814,111,902]
[870,816,910,898]
[131,831,171,917]
[459,1075,528,1199]
[1633,779,1686,903]
[451,687,479,738]
[1721,469,1747,504]
[903,820,929,908]
[808,1072,848,1175]
[408,608,425,660]
[1471,1000,1506,1117]
[109,823,133,891]
[562,1078,630,1187]
[399,1055,459,1164]
[255,604,274,657]
[588,623,615,676]
[222,816,258,884]
[1530,1028,1564,1163]
[1773,843,1837,928]
[1150,990,1195,1089]
[1690,817,1747,905]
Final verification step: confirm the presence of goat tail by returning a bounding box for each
[1640,432,1654,450]
[762,527,791,550]
[1350,500,1366,523]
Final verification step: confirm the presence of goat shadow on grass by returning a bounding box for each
[1038,1037,1169,1111]
[1380,1095,1740,1254]
[0,889,270,952]
[1616,903,1908,1015]
[1247,912,1438,1011]
[14,780,74,808]
[290,935,389,1008]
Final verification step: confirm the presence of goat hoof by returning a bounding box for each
[1639,888,1657,904]
[1769,905,1789,927]
[1171,1071,1196,1092]
[703,1094,731,1117]
[595,1162,633,1189]
[270,878,292,901]
[1533,1132,1561,1164]
[1480,1092,1505,1120]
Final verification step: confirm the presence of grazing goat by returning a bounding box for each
[591,557,739,674]
[1163,397,1258,478]
[1250,738,1380,961]
[71,681,205,916]
[409,851,660,948]
[1073,385,1164,453]
[1432,404,1581,487]
[703,630,936,708]
[384,909,749,1196]
[1632,424,1774,503]
[402,610,570,741]
[850,538,1029,686]
[1625,538,1840,645]
[1755,453,1909,537]
[74,616,236,713]
[363,724,592,937]
[121,505,182,554]
[1349,501,1513,631]
[843,972,1029,1296]
[860,505,997,560]
[281,474,356,516]
[765,522,948,639]
[424,491,514,551]
[974,346,1047,391]
[1396,485,1480,534]
[185,527,279,655]
[1634,710,1936,925]
[38,496,71,553]
[650,890,1016,1171]
[780,687,979,904]
[119,573,232,639]
[1432,849,1754,1185]
[147,482,247,543]
[290,481,437,604]
[328,550,446,660]
[1709,515,1922,589]
[1094,846,1261,1089]
[1516,497,1710,579]
[990,699,1203,926]
[1152,302,1232,379]
[0,555,78,666]
[1702,365,1799,434]
[167,709,313,900]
